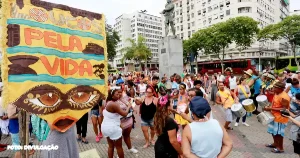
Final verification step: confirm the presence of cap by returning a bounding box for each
[189,96,211,118]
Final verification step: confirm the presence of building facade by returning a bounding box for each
[113,11,163,71]
[167,0,290,71]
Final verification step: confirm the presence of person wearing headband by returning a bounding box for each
[154,95,183,158]
[181,97,232,158]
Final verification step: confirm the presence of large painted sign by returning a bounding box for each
[1,0,107,132]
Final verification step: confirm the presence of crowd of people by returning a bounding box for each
[1,68,300,158]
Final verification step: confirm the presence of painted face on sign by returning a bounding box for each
[13,85,104,132]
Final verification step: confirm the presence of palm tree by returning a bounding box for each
[121,35,151,71]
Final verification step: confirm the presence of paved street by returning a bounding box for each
[0,104,298,158]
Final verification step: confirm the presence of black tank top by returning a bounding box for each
[141,98,156,120]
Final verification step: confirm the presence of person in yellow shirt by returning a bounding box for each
[264,81,290,153]
[216,82,238,130]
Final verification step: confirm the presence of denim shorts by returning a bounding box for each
[91,109,102,117]
[141,118,154,127]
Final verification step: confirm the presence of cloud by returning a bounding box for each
[45,0,300,24]
[45,0,165,24]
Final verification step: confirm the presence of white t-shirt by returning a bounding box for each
[229,77,237,90]
[138,84,147,93]
[217,75,225,82]
[286,83,292,98]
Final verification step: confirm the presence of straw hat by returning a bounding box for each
[225,67,233,73]
[243,69,253,77]
[266,73,276,80]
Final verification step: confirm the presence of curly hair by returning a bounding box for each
[154,97,171,136]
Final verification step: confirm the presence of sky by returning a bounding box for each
[45,0,300,25]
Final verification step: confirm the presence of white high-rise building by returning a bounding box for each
[167,0,290,67]
[113,11,163,71]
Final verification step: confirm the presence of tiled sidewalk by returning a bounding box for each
[0,105,298,158]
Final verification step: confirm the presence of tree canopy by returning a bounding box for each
[183,16,259,73]
[258,15,300,69]
[106,25,120,61]
[121,35,151,70]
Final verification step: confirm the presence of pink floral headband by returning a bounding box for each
[159,95,168,107]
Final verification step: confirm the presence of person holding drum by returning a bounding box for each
[243,69,262,115]
[216,82,239,130]
[264,82,290,153]
[286,78,300,111]
[234,77,251,127]
[261,73,277,103]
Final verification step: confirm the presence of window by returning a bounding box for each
[238,7,252,13]
[226,10,230,15]
[276,59,289,70]
[191,13,194,18]
[291,58,300,66]
[192,22,195,26]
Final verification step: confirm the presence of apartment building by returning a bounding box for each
[167,0,290,70]
[113,11,163,71]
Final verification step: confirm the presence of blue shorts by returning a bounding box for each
[141,118,154,127]
[91,109,102,117]
[267,121,287,137]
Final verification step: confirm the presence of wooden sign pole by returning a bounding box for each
[18,110,29,158]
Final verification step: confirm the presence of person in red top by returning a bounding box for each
[224,67,232,89]
[264,81,290,153]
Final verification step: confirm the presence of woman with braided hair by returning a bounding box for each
[154,95,183,158]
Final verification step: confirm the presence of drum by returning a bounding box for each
[257,112,274,125]
[256,95,269,109]
[242,99,256,112]
[231,103,246,118]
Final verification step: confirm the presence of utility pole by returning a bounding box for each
[259,39,265,72]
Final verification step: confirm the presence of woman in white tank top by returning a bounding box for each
[101,88,132,158]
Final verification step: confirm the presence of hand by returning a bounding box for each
[264,106,271,111]
[282,114,291,118]
[179,155,184,158]
[1,116,8,120]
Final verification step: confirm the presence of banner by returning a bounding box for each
[1,0,107,132]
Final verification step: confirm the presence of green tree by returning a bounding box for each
[258,15,300,69]
[108,64,112,70]
[228,16,260,52]
[106,24,120,61]
[121,35,151,71]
